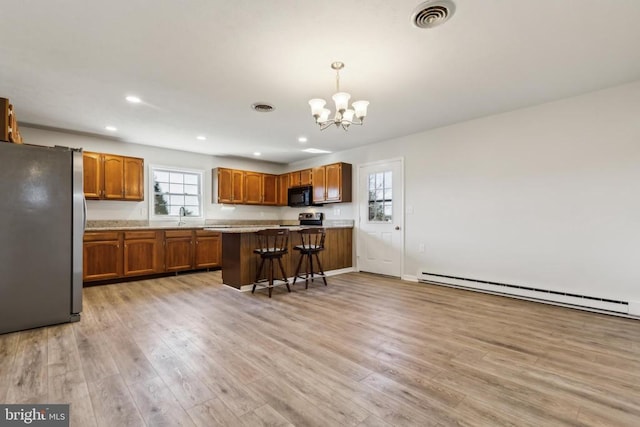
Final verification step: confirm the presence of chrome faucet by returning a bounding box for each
[178,206,186,226]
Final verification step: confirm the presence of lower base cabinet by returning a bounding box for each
[83,228,221,283]
[195,230,222,269]
[83,231,123,281]
[164,230,194,272]
[123,231,163,276]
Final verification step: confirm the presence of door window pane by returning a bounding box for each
[368,170,392,222]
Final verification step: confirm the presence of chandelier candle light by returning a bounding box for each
[308,62,369,131]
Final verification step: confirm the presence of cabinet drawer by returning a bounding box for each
[195,230,220,237]
[165,230,193,238]
[84,231,120,241]
[124,230,157,240]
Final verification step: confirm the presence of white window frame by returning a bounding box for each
[148,164,205,220]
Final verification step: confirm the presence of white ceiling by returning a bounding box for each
[2,0,640,164]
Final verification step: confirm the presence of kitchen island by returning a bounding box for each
[208,226,353,290]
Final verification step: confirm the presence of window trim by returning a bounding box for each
[148,164,205,220]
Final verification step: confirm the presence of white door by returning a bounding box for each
[357,159,403,277]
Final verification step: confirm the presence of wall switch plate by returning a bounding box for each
[333,208,341,216]
[419,243,425,252]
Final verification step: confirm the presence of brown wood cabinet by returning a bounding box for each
[262,174,278,205]
[83,151,144,201]
[311,162,352,204]
[244,171,263,204]
[83,151,103,199]
[103,154,124,199]
[277,174,289,206]
[214,168,280,206]
[216,168,244,203]
[83,231,123,281]
[194,230,221,269]
[84,228,221,283]
[123,231,163,277]
[289,169,312,187]
[164,230,194,272]
[312,165,326,204]
[123,157,144,201]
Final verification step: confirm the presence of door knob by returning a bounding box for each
[395,226,400,230]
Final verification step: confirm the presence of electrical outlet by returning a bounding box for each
[333,208,341,216]
[419,243,425,253]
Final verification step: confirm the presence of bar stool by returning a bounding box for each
[252,228,291,298]
[293,228,327,289]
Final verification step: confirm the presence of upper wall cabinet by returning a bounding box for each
[213,168,278,206]
[312,162,352,204]
[289,169,312,187]
[216,168,244,203]
[277,173,289,206]
[83,151,144,201]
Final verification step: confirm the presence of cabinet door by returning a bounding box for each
[217,168,234,203]
[231,169,244,203]
[83,240,123,281]
[244,171,262,204]
[312,166,326,203]
[83,152,103,199]
[277,174,289,206]
[194,232,221,268]
[123,231,161,276]
[289,171,300,187]
[262,174,278,205]
[103,154,124,199]
[123,157,144,201]
[165,236,194,272]
[300,169,313,186]
[325,163,342,202]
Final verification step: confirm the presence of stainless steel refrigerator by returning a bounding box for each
[0,142,83,334]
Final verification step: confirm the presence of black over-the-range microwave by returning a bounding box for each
[288,185,313,207]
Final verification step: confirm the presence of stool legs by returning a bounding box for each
[293,250,327,288]
[314,252,327,286]
[253,256,290,298]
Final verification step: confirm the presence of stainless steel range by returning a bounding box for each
[298,212,324,226]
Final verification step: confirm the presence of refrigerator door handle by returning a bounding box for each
[83,197,87,232]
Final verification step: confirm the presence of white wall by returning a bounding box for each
[294,80,640,303]
[21,127,288,223]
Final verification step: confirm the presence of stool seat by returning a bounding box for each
[252,229,290,298]
[293,228,327,289]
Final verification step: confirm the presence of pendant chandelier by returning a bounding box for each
[308,62,369,131]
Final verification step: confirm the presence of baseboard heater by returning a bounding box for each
[419,271,630,315]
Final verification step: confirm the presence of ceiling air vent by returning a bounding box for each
[412,0,455,29]
[251,103,275,112]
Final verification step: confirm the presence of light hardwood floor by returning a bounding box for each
[1,271,639,426]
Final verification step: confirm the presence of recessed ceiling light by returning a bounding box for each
[298,136,308,143]
[196,135,207,140]
[125,95,142,103]
[105,125,117,131]
[253,152,262,156]
[303,148,332,154]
